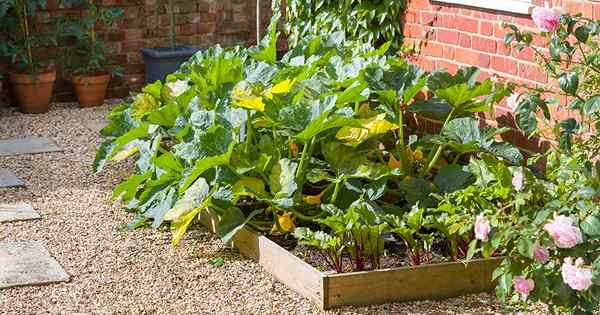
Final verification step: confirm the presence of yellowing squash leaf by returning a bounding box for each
[111,144,139,161]
[232,176,267,197]
[131,93,159,117]
[271,212,295,233]
[232,81,265,112]
[265,79,294,99]
[362,113,399,135]
[336,114,398,147]
[336,127,369,147]
[171,207,201,246]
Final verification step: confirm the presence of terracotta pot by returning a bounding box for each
[9,70,56,114]
[72,72,110,108]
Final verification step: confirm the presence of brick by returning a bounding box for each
[472,36,497,53]
[491,56,518,75]
[422,42,444,58]
[458,33,471,48]
[480,22,494,36]
[454,16,479,33]
[436,29,459,45]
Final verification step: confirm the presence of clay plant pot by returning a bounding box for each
[9,70,56,114]
[72,72,110,108]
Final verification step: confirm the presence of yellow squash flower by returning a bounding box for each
[271,212,295,233]
[388,154,402,169]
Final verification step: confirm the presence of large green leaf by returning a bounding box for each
[434,164,472,193]
[179,143,234,194]
[217,208,262,243]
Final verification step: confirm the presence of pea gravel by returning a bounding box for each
[0,102,546,314]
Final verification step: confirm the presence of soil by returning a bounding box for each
[268,234,453,273]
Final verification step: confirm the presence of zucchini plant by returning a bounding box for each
[94,5,520,259]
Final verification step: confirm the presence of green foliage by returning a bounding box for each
[438,151,600,313]
[58,0,123,76]
[0,0,58,74]
[504,13,600,153]
[95,14,516,273]
[284,0,406,52]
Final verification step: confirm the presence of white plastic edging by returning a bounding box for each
[432,0,534,15]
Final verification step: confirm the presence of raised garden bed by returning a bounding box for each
[198,208,501,309]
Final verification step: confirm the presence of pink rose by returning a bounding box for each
[533,242,550,263]
[513,276,535,300]
[531,3,562,33]
[561,257,593,291]
[475,214,490,242]
[512,169,524,191]
[544,215,583,248]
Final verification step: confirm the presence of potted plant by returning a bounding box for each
[141,0,199,83]
[59,0,123,107]
[0,0,58,114]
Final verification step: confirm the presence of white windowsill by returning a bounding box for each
[432,0,534,15]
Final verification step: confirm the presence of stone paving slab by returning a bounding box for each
[0,137,62,157]
[0,241,70,289]
[0,169,26,188]
[0,203,40,222]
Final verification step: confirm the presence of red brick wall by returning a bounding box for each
[403,0,600,82]
[403,0,599,152]
[1,0,272,103]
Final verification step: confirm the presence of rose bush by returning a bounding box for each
[452,7,600,313]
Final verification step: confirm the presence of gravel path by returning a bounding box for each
[0,102,536,314]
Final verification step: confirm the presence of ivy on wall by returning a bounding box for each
[284,0,407,51]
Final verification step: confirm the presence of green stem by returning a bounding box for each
[330,179,342,204]
[419,108,456,177]
[397,109,409,174]
[295,137,313,179]
[245,110,253,154]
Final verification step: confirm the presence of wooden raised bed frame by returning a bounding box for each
[199,209,501,310]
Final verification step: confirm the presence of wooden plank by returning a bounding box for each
[257,236,325,307]
[324,257,502,309]
[197,209,325,307]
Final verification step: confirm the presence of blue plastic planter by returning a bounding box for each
[141,45,199,83]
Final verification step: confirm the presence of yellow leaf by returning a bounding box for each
[303,190,325,205]
[271,212,295,233]
[388,154,402,169]
[233,176,267,197]
[362,114,399,135]
[232,81,265,111]
[336,114,398,147]
[336,127,369,147]
[265,79,294,99]
[131,93,159,117]
[112,144,139,161]
[171,207,201,246]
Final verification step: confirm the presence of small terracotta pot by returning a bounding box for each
[9,70,56,114]
[72,72,110,108]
